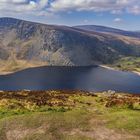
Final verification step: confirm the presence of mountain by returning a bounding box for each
[74,25,140,38]
[0,17,140,73]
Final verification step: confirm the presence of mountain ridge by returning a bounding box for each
[0,17,140,73]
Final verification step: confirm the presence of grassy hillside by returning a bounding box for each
[0,59,48,75]
[0,90,139,140]
[111,57,140,73]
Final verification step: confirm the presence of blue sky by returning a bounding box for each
[0,0,140,30]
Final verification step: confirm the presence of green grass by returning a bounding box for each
[111,56,140,72]
[0,110,92,140]
[0,91,139,140]
[106,109,140,132]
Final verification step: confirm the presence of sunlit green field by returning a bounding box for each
[111,57,140,72]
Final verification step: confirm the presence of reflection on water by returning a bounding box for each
[0,66,140,94]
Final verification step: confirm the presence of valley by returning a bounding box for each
[0,0,140,139]
[0,17,140,140]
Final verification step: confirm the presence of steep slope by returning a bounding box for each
[0,17,140,73]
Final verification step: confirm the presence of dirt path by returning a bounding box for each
[66,127,139,140]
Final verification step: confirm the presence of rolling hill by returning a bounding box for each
[0,17,140,73]
[74,25,140,38]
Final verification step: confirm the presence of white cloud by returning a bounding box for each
[127,5,140,15]
[0,0,49,13]
[0,0,140,18]
[84,19,89,23]
[114,18,123,22]
[50,0,140,15]
[0,0,28,4]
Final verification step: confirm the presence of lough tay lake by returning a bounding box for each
[0,66,140,94]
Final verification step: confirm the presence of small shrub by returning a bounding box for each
[132,102,140,110]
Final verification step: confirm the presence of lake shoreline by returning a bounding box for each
[0,63,139,76]
[100,65,140,76]
[0,64,139,76]
[0,65,140,93]
[0,65,99,75]
[133,71,140,76]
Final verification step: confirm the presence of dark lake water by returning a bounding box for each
[0,66,140,93]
